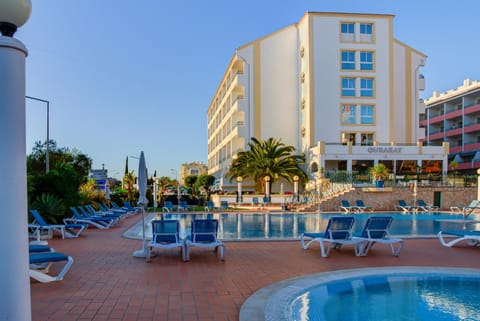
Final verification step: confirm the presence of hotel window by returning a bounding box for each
[341,51,355,70]
[360,105,374,124]
[359,23,374,42]
[360,78,374,97]
[360,51,374,70]
[360,23,373,35]
[341,105,357,124]
[341,132,356,145]
[341,22,355,34]
[341,22,355,41]
[360,133,374,145]
[342,77,356,96]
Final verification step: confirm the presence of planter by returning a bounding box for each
[375,180,385,188]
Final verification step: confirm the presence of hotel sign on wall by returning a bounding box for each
[367,147,403,153]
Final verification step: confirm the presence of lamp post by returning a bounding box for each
[0,1,33,320]
[153,174,158,209]
[26,95,49,173]
[264,176,271,203]
[171,169,181,212]
[237,176,243,204]
[293,175,299,202]
[477,169,480,201]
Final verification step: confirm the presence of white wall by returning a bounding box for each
[259,26,299,148]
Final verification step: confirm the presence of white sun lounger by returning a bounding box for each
[437,230,480,248]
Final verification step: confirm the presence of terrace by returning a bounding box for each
[31,212,480,321]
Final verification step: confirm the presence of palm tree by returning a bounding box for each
[369,163,390,187]
[227,137,307,193]
[123,171,136,202]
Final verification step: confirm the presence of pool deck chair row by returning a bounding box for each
[437,230,480,248]
[301,216,404,257]
[340,200,374,213]
[146,219,225,262]
[29,209,88,239]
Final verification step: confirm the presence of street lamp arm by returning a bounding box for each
[26,95,50,173]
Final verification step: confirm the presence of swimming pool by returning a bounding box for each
[260,267,480,321]
[239,266,480,321]
[123,212,480,240]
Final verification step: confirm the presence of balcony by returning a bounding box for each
[449,142,480,154]
[232,85,245,102]
[418,75,425,91]
[232,59,244,74]
[444,109,463,120]
[464,103,480,115]
[426,114,444,125]
[427,132,444,141]
[445,128,462,137]
[455,161,480,170]
[463,142,480,152]
[463,122,480,134]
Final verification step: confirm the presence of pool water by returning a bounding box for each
[124,212,480,240]
[289,270,480,321]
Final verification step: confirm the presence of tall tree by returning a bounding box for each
[227,137,307,193]
[184,175,198,197]
[196,174,216,202]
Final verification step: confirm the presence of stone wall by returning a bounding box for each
[319,187,477,211]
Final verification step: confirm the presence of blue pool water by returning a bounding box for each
[124,212,480,240]
[288,269,480,321]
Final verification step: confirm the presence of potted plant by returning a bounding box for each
[369,163,390,188]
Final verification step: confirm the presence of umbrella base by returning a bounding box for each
[133,249,147,258]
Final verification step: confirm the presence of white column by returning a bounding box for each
[265,177,270,201]
[237,177,243,204]
[0,35,31,321]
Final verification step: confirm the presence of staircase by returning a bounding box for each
[293,184,355,212]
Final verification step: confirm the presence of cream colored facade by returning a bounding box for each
[179,162,208,185]
[207,12,447,191]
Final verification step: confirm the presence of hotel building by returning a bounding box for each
[422,78,480,173]
[207,12,448,192]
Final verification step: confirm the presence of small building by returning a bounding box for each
[180,162,208,184]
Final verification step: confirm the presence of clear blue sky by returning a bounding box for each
[18,0,480,180]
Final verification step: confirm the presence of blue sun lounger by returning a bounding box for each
[355,200,374,212]
[300,216,362,257]
[395,200,416,212]
[29,252,74,283]
[184,219,225,261]
[146,220,186,261]
[340,200,359,213]
[30,209,87,239]
[353,216,404,256]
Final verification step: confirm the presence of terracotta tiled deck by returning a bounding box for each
[31,213,480,321]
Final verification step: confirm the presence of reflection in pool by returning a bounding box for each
[123,212,480,240]
[287,268,480,321]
